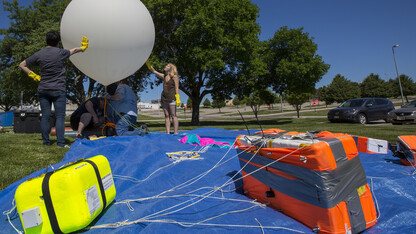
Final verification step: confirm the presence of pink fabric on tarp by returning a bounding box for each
[179,134,231,147]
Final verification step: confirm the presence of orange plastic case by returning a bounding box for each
[353,136,388,154]
[236,129,377,234]
[396,135,416,166]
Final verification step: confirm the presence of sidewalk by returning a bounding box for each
[139,105,332,121]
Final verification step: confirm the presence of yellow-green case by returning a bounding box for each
[15,155,116,233]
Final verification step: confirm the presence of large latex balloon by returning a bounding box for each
[60,0,155,86]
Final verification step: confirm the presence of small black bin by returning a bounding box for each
[13,109,55,133]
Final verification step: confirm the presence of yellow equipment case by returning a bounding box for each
[14,155,116,233]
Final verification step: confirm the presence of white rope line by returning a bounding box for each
[115,145,254,205]
[113,161,176,183]
[148,139,237,198]
[167,145,211,155]
[117,193,265,206]
[2,200,23,234]
[115,140,263,226]
[140,188,222,221]
[116,139,278,228]
[163,204,260,228]
[113,146,212,184]
[116,138,298,225]
[220,142,309,190]
[255,218,265,234]
[89,218,305,233]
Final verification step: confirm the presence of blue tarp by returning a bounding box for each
[0,111,13,127]
[1,128,415,233]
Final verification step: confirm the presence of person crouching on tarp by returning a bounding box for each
[70,97,106,138]
[106,80,147,136]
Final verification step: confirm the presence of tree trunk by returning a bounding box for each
[191,99,201,125]
[296,105,300,118]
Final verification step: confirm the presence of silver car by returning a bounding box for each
[387,100,416,125]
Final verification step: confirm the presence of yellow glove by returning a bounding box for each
[145,60,153,70]
[80,36,89,52]
[175,94,181,107]
[28,71,40,82]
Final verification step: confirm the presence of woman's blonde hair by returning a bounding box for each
[166,63,178,77]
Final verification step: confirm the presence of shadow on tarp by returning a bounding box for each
[0,128,415,233]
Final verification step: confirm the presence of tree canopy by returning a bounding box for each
[144,0,261,125]
[264,26,330,95]
[323,74,360,104]
[360,73,389,98]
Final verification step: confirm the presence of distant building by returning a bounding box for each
[138,102,160,110]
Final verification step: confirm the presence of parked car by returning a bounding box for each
[327,98,394,124]
[387,100,416,125]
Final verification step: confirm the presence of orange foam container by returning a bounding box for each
[396,135,416,166]
[236,129,377,234]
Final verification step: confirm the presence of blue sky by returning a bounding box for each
[1,0,415,102]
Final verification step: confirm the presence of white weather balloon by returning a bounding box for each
[60,0,155,86]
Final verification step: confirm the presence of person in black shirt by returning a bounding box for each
[70,97,106,138]
[19,31,88,147]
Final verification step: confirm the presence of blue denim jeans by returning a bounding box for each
[38,90,66,146]
[115,114,145,136]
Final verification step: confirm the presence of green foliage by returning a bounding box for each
[264,26,330,95]
[203,98,211,108]
[232,96,241,107]
[241,89,264,118]
[286,91,311,118]
[395,74,416,102]
[211,96,226,112]
[186,98,192,108]
[144,0,260,125]
[360,73,389,98]
[323,74,360,104]
[262,89,278,107]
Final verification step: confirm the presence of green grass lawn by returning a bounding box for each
[1,117,415,191]
[0,130,74,191]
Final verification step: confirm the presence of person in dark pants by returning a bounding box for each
[19,30,88,147]
[70,97,106,138]
[107,80,147,136]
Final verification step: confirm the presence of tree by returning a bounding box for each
[262,89,278,110]
[325,74,360,103]
[395,74,416,102]
[242,90,264,118]
[186,98,192,109]
[286,92,311,118]
[360,73,389,98]
[144,0,260,125]
[316,86,332,106]
[232,96,241,108]
[203,98,211,108]
[211,96,226,113]
[264,26,330,97]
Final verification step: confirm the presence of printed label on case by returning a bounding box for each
[102,173,114,191]
[85,184,101,215]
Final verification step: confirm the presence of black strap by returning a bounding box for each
[42,171,63,234]
[85,159,107,209]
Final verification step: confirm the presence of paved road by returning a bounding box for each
[140,105,395,126]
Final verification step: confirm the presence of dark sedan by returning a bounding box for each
[327,98,394,124]
[387,100,416,125]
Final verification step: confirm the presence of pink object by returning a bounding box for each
[179,134,230,147]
